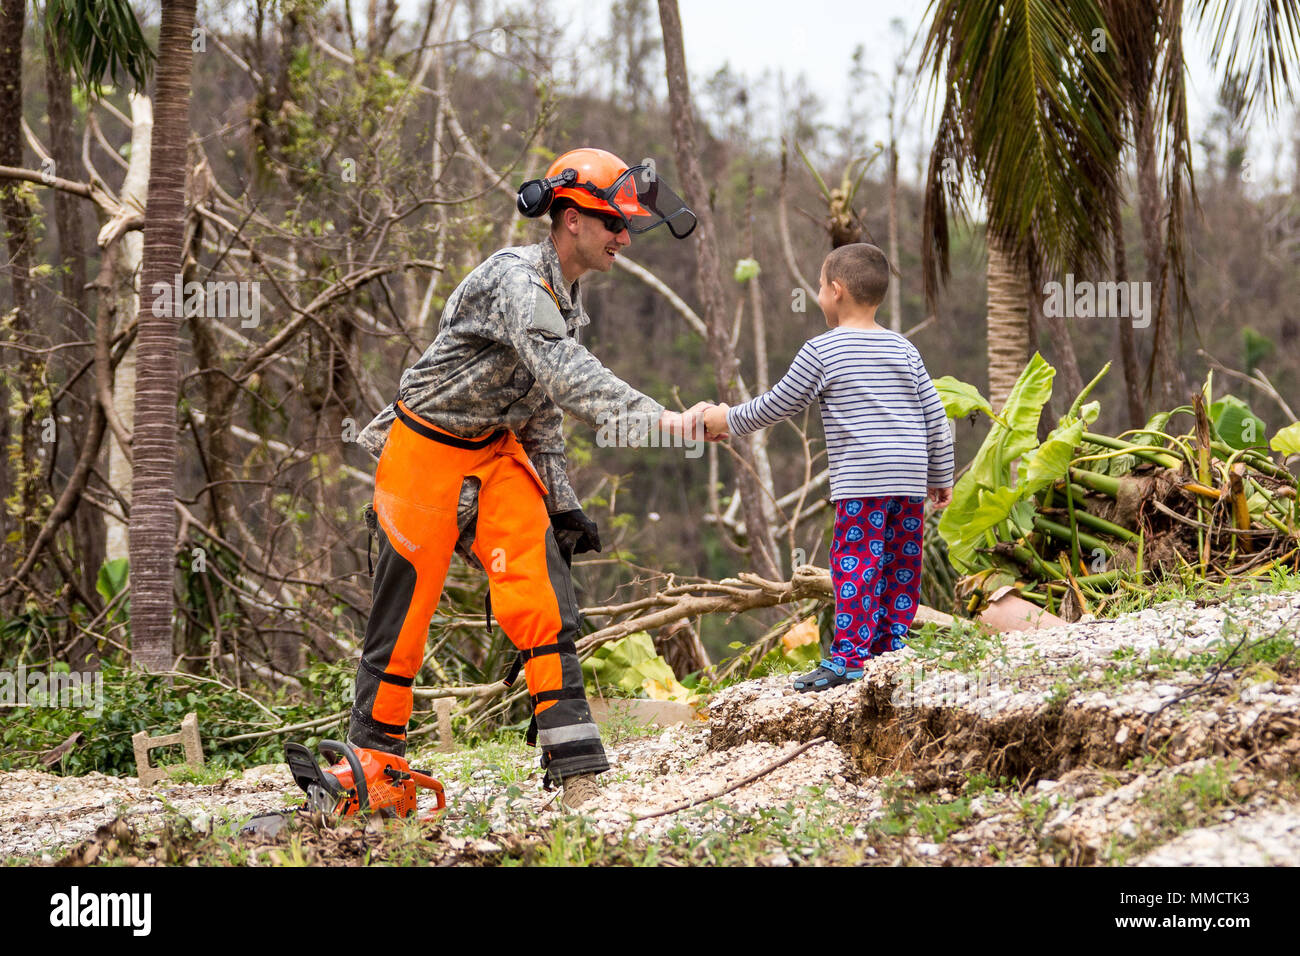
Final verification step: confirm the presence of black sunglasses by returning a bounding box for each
[580,208,628,234]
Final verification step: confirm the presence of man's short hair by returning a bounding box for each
[549,198,578,229]
[823,243,889,307]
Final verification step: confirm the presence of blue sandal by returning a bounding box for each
[792,659,864,692]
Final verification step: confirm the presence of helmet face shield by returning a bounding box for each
[597,166,698,239]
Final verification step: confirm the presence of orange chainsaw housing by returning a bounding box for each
[325,746,446,818]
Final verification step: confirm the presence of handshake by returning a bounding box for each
[658,401,731,442]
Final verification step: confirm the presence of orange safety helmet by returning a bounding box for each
[516,147,698,239]
[548,148,649,219]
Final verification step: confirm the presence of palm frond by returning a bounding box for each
[920,0,1127,304]
[45,0,156,95]
[1192,0,1300,116]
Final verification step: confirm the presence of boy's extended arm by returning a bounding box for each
[725,342,826,437]
[913,351,955,490]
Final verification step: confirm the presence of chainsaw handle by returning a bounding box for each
[319,740,368,812]
[409,769,447,811]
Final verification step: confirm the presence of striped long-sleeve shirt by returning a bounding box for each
[726,327,954,498]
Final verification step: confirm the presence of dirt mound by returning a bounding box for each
[709,589,1300,791]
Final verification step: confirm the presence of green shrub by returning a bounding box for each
[0,657,354,777]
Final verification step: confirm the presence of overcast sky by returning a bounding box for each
[550,0,1298,189]
[394,0,1296,189]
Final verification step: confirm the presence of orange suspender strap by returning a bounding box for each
[536,276,562,313]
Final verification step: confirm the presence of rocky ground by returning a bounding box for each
[3,586,1299,866]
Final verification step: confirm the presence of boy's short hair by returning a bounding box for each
[823,243,889,307]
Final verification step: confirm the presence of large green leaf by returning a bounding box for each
[582,632,678,698]
[940,484,1023,571]
[1019,418,1086,497]
[934,376,994,420]
[939,354,1056,570]
[1270,422,1300,456]
[988,352,1056,476]
[1210,394,1267,449]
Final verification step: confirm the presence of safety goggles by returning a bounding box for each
[576,165,698,239]
[580,208,630,234]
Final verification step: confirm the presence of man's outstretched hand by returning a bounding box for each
[660,402,726,442]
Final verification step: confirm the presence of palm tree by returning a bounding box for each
[923,0,1300,415]
[46,0,192,672]
[985,243,1032,410]
[921,0,1124,411]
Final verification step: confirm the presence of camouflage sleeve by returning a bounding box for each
[517,398,582,514]
[493,269,665,430]
[355,403,396,460]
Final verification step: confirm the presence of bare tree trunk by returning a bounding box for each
[0,0,42,558]
[743,174,780,570]
[43,25,105,600]
[745,176,770,396]
[656,0,779,581]
[129,0,198,673]
[1110,184,1145,428]
[887,143,902,332]
[1135,109,1184,408]
[106,92,152,564]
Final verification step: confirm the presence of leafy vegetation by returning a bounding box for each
[0,657,357,776]
[936,360,1299,620]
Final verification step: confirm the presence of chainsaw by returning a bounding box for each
[240,739,445,838]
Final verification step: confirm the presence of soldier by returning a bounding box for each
[331,147,702,811]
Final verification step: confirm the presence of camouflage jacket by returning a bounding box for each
[357,235,665,524]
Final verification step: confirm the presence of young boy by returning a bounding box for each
[703,243,954,691]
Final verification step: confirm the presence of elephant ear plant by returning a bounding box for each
[931,358,1299,620]
[936,353,1102,574]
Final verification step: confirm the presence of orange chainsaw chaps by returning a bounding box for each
[350,400,584,758]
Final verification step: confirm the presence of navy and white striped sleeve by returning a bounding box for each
[913,350,954,487]
[726,341,826,437]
